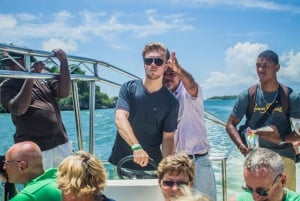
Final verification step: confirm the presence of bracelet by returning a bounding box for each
[131,144,143,151]
[238,143,246,151]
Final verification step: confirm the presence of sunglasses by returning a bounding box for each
[162,180,189,188]
[242,174,281,196]
[3,160,22,165]
[144,58,164,66]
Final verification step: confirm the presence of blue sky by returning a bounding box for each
[1,0,300,99]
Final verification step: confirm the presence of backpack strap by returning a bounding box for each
[278,83,291,116]
[246,83,291,122]
[246,84,258,121]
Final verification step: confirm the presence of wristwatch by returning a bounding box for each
[278,136,286,146]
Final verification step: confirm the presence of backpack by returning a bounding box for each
[245,83,291,122]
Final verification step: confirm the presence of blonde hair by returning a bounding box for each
[142,42,168,60]
[157,153,195,182]
[57,151,107,198]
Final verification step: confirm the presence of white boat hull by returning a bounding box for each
[104,179,163,201]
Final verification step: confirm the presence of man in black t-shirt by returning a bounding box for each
[109,42,179,170]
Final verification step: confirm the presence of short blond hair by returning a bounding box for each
[57,151,106,198]
[142,42,168,60]
[157,153,195,182]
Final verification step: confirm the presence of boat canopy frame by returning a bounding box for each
[0,43,233,201]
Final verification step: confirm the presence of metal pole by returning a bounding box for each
[71,81,84,150]
[89,81,96,154]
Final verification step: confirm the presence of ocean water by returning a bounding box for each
[1,99,298,200]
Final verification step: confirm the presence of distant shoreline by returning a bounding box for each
[206,95,237,101]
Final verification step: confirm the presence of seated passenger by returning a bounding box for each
[2,141,61,201]
[57,150,115,201]
[229,147,300,201]
[157,154,196,201]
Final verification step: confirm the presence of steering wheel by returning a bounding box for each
[117,155,158,179]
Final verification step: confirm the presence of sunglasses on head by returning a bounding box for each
[144,58,164,66]
[242,174,282,196]
[162,180,189,188]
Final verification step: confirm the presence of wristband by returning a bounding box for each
[238,143,246,151]
[131,144,143,151]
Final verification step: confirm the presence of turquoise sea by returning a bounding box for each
[1,99,298,200]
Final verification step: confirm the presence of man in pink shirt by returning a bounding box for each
[163,51,216,201]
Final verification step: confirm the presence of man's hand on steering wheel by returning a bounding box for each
[133,149,149,167]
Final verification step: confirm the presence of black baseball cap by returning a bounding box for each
[258,50,279,64]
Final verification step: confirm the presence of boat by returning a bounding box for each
[0,43,299,201]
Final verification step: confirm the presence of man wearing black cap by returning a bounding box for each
[226,50,300,191]
[0,49,72,170]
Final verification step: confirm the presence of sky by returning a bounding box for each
[1,0,300,99]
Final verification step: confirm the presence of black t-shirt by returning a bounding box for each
[108,79,179,170]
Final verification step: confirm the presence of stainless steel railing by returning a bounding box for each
[205,111,234,201]
[0,43,140,153]
[0,43,234,201]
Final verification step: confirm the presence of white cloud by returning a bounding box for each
[17,13,38,21]
[42,38,78,52]
[202,42,300,98]
[0,14,17,29]
[202,42,267,96]
[170,0,300,12]
[225,42,267,70]
[52,10,73,22]
[279,50,300,80]
[0,10,192,51]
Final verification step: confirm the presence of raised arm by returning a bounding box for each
[52,49,70,98]
[168,52,198,97]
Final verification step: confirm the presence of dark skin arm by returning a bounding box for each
[8,49,70,115]
[8,79,34,115]
[167,52,198,97]
[226,115,251,155]
[52,49,70,98]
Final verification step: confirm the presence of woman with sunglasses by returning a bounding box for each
[157,154,197,201]
[229,147,300,201]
